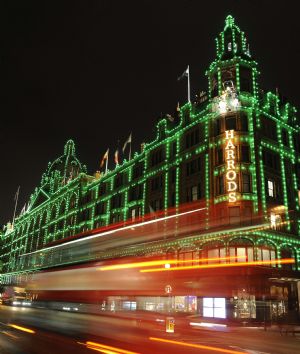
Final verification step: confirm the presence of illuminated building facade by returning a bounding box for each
[1,16,300,321]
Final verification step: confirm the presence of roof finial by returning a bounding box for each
[225,15,235,29]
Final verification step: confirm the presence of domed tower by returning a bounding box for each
[43,140,86,191]
[207,16,260,223]
[207,15,259,102]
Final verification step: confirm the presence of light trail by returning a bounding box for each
[98,255,243,271]
[149,337,246,354]
[20,207,207,256]
[140,258,295,273]
[81,341,140,354]
[9,324,35,334]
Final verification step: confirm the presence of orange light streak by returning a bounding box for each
[9,324,35,334]
[149,337,246,354]
[98,256,243,271]
[85,341,140,354]
[140,258,295,273]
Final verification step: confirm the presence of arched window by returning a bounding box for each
[280,246,295,270]
[257,242,276,266]
[229,238,254,263]
[201,242,226,264]
[178,247,199,266]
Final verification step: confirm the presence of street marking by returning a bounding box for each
[149,337,247,354]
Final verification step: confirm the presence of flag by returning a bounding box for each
[166,114,174,122]
[114,149,119,165]
[14,186,20,201]
[100,148,109,168]
[177,66,189,81]
[122,133,132,153]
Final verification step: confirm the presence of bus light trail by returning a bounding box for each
[98,256,243,271]
[140,258,295,273]
[80,341,140,354]
[149,337,246,354]
[9,324,35,334]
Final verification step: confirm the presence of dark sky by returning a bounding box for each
[1,0,300,225]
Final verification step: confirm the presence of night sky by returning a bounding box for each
[1,0,300,225]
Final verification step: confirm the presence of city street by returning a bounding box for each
[0,305,299,354]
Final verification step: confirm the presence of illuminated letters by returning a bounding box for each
[225,130,237,202]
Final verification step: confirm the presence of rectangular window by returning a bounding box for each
[225,116,236,130]
[217,148,223,165]
[241,145,250,162]
[185,128,200,149]
[151,149,164,166]
[171,141,177,157]
[131,209,136,220]
[191,186,198,201]
[268,179,275,197]
[240,114,248,131]
[217,175,224,195]
[242,173,251,193]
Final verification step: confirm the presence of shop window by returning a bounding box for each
[203,297,226,319]
[257,245,276,266]
[178,250,199,266]
[207,247,226,263]
[229,239,254,262]
[122,301,136,311]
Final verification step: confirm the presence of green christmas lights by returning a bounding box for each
[1,15,300,284]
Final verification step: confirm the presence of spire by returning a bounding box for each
[64,139,76,156]
[215,15,251,60]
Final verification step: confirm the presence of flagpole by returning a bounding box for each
[187,65,190,102]
[105,150,109,175]
[12,186,20,228]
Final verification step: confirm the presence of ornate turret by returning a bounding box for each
[46,140,87,182]
[207,15,259,101]
[216,15,251,61]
